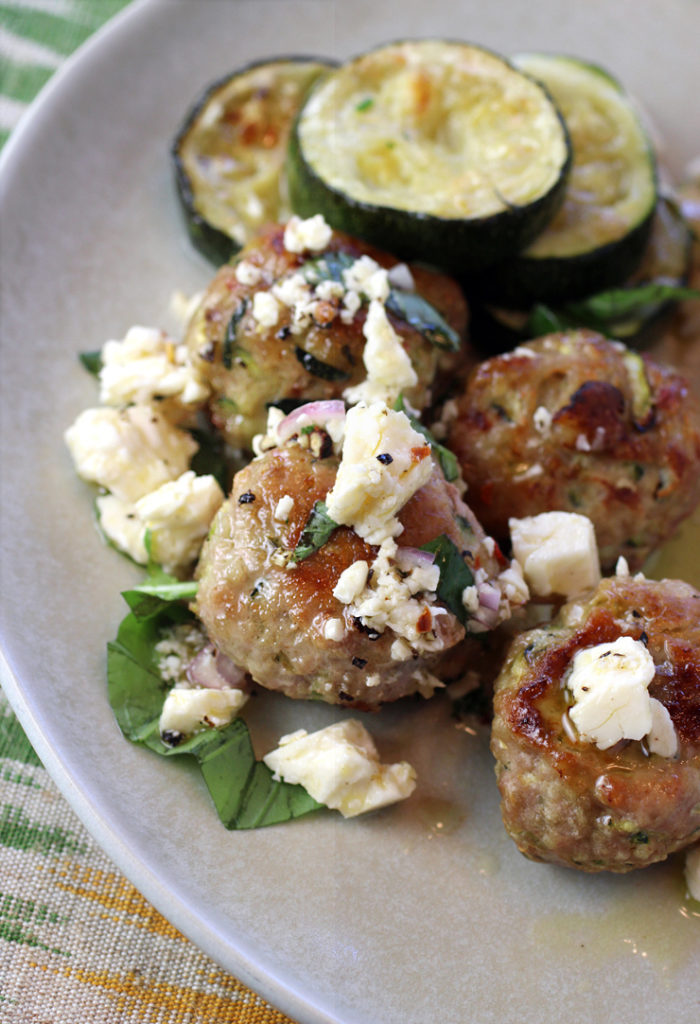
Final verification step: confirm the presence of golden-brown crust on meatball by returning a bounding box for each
[186,224,470,449]
[194,443,486,708]
[447,330,700,570]
[491,575,700,872]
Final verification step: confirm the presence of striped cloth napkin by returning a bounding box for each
[0,3,297,1021]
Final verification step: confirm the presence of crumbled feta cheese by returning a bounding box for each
[155,623,208,684]
[97,471,223,572]
[340,288,362,324]
[509,511,601,600]
[98,326,209,415]
[646,697,679,758]
[342,255,390,303]
[685,845,700,902]
[325,402,433,545]
[134,471,224,573]
[386,262,415,291]
[283,214,333,254]
[390,637,413,661]
[96,494,148,564]
[252,405,286,456]
[568,636,656,750]
[323,617,346,642]
[235,259,263,286]
[334,539,445,653]
[64,405,197,502]
[251,290,280,328]
[262,719,416,818]
[333,560,370,603]
[159,686,248,739]
[343,299,417,407]
[169,289,204,326]
[532,405,552,434]
[274,494,294,522]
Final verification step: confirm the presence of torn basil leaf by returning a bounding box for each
[420,534,474,626]
[393,394,459,483]
[222,297,249,369]
[300,252,460,351]
[385,289,460,351]
[300,249,355,285]
[292,500,338,562]
[79,350,103,376]
[528,283,700,338]
[295,346,350,382]
[107,580,321,828]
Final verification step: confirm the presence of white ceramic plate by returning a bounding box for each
[1,2,699,1022]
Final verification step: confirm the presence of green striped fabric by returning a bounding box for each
[0,4,298,1020]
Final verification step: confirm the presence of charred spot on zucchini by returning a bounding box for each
[173,57,336,264]
[222,298,249,369]
[472,53,658,306]
[288,40,571,274]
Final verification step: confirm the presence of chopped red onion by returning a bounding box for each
[277,400,346,444]
[394,547,436,571]
[186,644,247,690]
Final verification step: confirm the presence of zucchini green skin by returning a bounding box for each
[467,197,693,355]
[287,40,572,275]
[172,56,337,265]
[469,54,658,307]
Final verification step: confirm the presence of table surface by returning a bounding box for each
[0,2,296,1021]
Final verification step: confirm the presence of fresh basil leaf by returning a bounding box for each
[385,289,461,351]
[295,346,350,382]
[79,350,103,375]
[222,297,249,369]
[292,500,339,562]
[393,394,459,483]
[300,249,355,285]
[107,590,321,828]
[526,304,569,336]
[565,283,700,325]
[420,534,474,626]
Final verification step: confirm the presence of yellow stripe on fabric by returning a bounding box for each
[52,860,186,941]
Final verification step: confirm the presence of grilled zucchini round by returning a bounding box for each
[474,53,658,306]
[287,40,571,274]
[173,57,335,264]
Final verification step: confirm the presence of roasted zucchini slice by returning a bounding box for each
[287,40,571,274]
[474,53,658,306]
[173,57,335,263]
[469,196,693,354]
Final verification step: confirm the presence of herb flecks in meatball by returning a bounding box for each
[491,574,700,872]
[447,331,700,571]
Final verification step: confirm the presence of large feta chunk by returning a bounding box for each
[283,214,333,254]
[159,686,248,741]
[509,511,601,599]
[96,471,224,572]
[263,719,416,818]
[646,697,679,758]
[134,471,224,573]
[64,405,197,502]
[98,325,209,416]
[344,299,417,406]
[325,402,432,544]
[568,636,655,749]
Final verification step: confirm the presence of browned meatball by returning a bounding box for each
[446,330,700,570]
[194,433,509,709]
[491,575,700,873]
[185,223,470,449]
